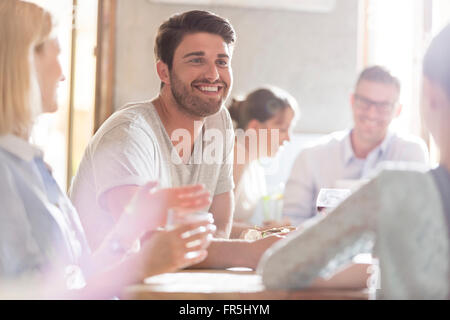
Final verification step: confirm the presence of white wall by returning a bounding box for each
[114,0,359,133]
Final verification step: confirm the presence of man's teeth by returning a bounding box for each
[199,86,219,92]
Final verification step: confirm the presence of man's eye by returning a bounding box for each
[378,103,390,109]
[217,60,228,67]
[189,58,203,63]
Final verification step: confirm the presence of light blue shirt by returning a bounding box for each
[0,135,91,285]
[283,130,429,225]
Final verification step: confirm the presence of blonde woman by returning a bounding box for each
[0,0,215,299]
[227,87,299,238]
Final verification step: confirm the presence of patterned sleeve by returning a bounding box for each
[258,175,383,289]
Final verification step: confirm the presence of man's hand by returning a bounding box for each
[114,182,212,244]
[136,218,216,278]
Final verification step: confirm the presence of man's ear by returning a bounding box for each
[350,93,356,111]
[156,60,170,86]
[394,103,402,118]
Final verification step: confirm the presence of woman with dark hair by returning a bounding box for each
[259,25,450,299]
[227,87,299,238]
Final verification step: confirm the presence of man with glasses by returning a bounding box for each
[283,66,429,225]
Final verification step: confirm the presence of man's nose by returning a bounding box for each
[204,62,219,82]
[365,103,380,117]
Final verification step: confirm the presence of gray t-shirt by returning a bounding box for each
[69,100,235,249]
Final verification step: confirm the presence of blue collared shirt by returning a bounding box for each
[0,134,91,287]
[283,130,429,225]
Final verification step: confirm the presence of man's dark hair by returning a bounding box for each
[155,10,236,71]
[424,23,450,99]
[356,65,401,94]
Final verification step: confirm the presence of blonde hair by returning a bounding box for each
[0,0,53,137]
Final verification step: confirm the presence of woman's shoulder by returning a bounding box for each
[374,162,432,185]
[0,151,13,181]
[373,163,436,204]
[358,163,438,216]
[372,162,443,222]
[0,148,25,176]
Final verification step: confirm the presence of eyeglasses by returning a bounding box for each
[354,94,396,114]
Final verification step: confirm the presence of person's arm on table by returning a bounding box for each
[191,235,283,270]
[47,219,216,299]
[0,169,215,299]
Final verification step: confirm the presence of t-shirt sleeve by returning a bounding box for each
[0,163,44,280]
[90,123,158,207]
[214,109,235,196]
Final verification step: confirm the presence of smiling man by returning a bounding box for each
[283,66,429,225]
[69,10,280,269]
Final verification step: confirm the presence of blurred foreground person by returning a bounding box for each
[0,0,214,299]
[259,25,450,299]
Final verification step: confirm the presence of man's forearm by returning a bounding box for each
[191,238,257,269]
[191,235,281,270]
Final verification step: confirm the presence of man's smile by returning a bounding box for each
[192,83,225,97]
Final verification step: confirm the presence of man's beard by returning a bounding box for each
[169,70,228,118]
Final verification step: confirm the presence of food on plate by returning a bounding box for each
[240,226,296,240]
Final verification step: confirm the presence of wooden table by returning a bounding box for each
[122,268,369,300]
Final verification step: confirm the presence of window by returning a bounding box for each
[363,0,450,166]
[363,0,425,138]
